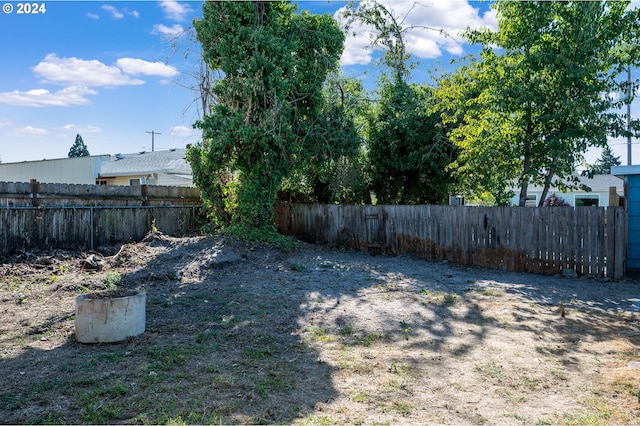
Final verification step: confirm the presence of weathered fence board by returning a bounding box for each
[0,206,204,257]
[0,181,202,207]
[275,204,626,279]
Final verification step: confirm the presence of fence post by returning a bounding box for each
[614,207,625,280]
[90,206,94,250]
[141,184,148,206]
[30,179,39,207]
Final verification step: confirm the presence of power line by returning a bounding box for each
[145,130,161,152]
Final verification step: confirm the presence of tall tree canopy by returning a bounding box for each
[343,0,456,205]
[188,1,345,228]
[437,0,640,206]
[283,73,371,204]
[368,81,455,204]
[68,134,90,158]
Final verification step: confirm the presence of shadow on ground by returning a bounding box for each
[1,234,639,423]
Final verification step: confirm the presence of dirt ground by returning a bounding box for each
[1,233,640,425]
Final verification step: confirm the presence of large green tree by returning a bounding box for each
[368,81,455,204]
[283,73,371,204]
[68,134,90,158]
[437,0,640,206]
[188,1,344,228]
[343,0,456,205]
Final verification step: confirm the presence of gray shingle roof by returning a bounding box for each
[99,149,191,177]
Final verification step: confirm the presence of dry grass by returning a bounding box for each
[1,234,639,424]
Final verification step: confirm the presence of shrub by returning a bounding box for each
[543,193,570,207]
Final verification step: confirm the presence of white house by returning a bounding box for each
[97,149,192,186]
[508,174,623,207]
[0,155,110,185]
[0,148,193,187]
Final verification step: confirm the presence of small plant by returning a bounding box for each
[243,345,274,360]
[220,224,300,252]
[403,326,411,340]
[419,289,460,307]
[359,331,390,346]
[543,193,570,207]
[392,400,413,416]
[474,361,506,379]
[468,288,506,297]
[351,389,373,403]
[101,271,122,290]
[254,371,290,397]
[287,263,307,272]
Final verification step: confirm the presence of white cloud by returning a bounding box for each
[169,125,196,138]
[101,4,123,19]
[9,126,49,137]
[0,117,12,127]
[159,0,193,22]
[60,124,102,133]
[0,86,97,107]
[87,12,99,20]
[33,54,144,87]
[1,54,179,108]
[337,0,498,66]
[335,6,376,66]
[126,8,139,19]
[152,23,185,37]
[116,58,179,77]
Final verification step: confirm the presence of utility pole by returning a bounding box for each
[628,66,632,165]
[145,130,161,152]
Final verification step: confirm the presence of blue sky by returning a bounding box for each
[0,0,637,165]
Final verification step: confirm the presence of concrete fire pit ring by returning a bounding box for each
[75,290,146,344]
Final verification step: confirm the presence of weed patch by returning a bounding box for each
[419,289,460,306]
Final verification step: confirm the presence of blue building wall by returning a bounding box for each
[627,175,640,268]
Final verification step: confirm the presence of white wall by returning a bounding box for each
[0,155,109,185]
[509,190,614,206]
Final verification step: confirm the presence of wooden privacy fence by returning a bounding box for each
[0,181,202,207]
[0,205,205,257]
[275,204,626,279]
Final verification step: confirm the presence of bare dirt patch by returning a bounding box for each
[1,233,639,424]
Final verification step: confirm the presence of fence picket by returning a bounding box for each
[0,205,204,257]
[275,204,626,279]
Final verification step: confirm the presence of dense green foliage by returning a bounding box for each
[188,0,638,217]
[437,0,640,206]
[188,1,344,229]
[68,134,90,158]
[368,81,455,204]
[283,74,368,204]
[343,0,457,205]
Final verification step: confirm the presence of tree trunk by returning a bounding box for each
[518,139,532,206]
[538,168,556,207]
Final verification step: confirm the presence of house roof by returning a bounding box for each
[612,165,640,176]
[99,149,191,177]
[525,174,622,193]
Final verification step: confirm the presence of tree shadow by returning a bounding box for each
[1,236,638,423]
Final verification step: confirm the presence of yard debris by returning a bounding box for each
[81,253,104,271]
[33,256,54,269]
